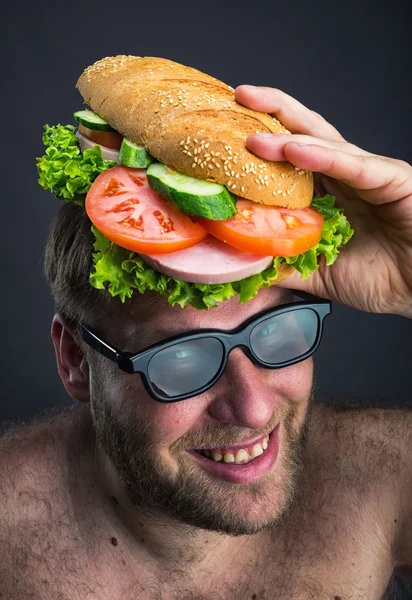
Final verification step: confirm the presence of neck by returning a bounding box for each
[92,442,265,573]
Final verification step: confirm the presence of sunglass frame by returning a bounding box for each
[80,290,331,403]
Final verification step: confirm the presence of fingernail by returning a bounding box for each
[239,84,257,90]
[251,133,272,139]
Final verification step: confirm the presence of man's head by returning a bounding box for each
[47,203,314,537]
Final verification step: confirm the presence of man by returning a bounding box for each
[1,85,411,599]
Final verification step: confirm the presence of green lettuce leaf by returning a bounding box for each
[36,124,117,205]
[89,196,354,310]
[36,122,354,309]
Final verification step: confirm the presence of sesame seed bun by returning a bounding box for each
[76,55,314,209]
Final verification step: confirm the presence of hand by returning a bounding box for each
[235,85,412,318]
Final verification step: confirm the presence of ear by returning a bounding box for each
[51,314,90,403]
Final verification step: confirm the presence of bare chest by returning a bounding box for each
[26,496,393,600]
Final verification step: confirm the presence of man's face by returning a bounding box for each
[89,287,314,536]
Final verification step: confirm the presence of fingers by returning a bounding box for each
[246,133,373,159]
[281,143,412,205]
[235,85,344,142]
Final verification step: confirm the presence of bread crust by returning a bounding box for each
[76,55,314,209]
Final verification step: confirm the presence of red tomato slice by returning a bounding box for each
[85,166,208,254]
[196,200,324,257]
[78,123,123,150]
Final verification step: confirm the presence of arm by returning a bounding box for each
[235,85,412,320]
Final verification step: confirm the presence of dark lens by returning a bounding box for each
[148,338,224,398]
[250,308,318,364]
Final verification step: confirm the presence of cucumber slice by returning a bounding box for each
[119,138,154,168]
[147,162,237,220]
[74,110,115,132]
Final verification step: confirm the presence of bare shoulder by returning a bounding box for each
[308,400,412,482]
[0,405,94,597]
[0,404,94,522]
[307,400,412,567]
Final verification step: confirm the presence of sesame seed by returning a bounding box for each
[208,164,213,169]
[179,140,185,146]
[192,163,196,168]
[241,186,245,192]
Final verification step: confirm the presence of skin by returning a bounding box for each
[15,87,412,595]
[234,85,412,318]
[52,287,314,575]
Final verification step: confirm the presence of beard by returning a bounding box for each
[90,377,314,537]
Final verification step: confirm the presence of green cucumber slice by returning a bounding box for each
[74,110,115,131]
[147,162,237,220]
[119,138,154,168]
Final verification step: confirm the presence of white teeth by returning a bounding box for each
[211,451,223,461]
[234,449,249,465]
[199,435,270,465]
[223,452,235,464]
[251,443,264,458]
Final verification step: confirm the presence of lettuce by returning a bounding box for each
[36,124,117,205]
[90,196,354,309]
[36,122,354,309]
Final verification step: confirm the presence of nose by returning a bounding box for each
[206,347,279,430]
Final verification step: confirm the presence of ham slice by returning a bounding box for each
[139,237,273,284]
[75,130,120,164]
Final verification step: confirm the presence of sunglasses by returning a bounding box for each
[80,290,331,403]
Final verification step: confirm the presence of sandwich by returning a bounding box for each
[37,55,354,309]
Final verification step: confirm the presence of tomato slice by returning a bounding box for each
[85,166,208,253]
[196,200,324,257]
[78,123,123,150]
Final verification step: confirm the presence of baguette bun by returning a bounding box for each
[76,55,314,209]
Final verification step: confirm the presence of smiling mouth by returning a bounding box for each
[193,431,273,465]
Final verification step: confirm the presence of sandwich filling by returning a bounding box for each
[36,122,354,310]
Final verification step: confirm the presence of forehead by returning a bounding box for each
[116,286,293,351]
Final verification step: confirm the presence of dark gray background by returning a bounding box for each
[2,0,411,423]
[1,0,411,595]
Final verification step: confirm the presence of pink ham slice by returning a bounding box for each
[139,237,273,284]
[75,130,121,164]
